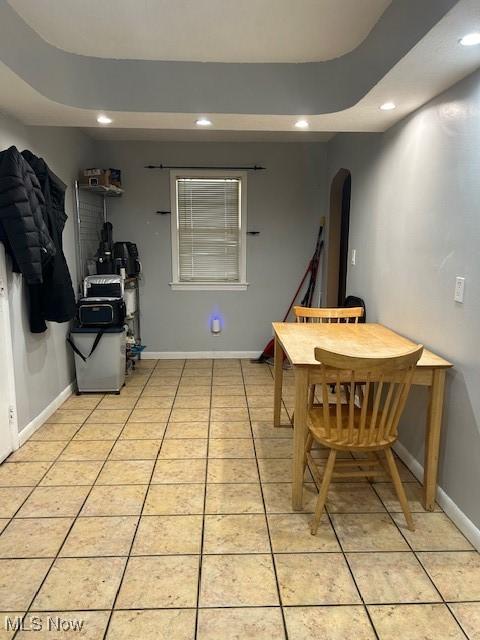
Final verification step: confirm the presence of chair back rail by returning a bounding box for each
[294,306,364,323]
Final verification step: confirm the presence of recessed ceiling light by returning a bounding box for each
[97,114,113,124]
[459,32,480,46]
[380,102,396,111]
[295,119,309,129]
[196,118,212,126]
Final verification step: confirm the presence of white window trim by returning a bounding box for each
[169,169,248,291]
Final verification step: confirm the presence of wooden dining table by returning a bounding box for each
[272,322,453,511]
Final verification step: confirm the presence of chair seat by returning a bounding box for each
[307,406,397,451]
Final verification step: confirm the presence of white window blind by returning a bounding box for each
[175,176,243,283]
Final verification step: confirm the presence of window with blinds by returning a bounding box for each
[170,171,247,290]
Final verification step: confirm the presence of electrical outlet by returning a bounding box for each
[454,276,465,303]
[351,249,356,266]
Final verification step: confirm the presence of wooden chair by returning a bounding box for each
[305,344,423,535]
[293,306,364,407]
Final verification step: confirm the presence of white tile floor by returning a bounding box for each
[0,358,478,639]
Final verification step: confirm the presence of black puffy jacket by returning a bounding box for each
[0,146,55,284]
[22,151,76,333]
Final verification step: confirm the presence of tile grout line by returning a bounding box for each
[242,359,290,640]
[100,359,186,640]
[193,358,214,640]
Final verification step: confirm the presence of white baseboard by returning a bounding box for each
[18,382,75,447]
[143,351,262,360]
[394,440,480,551]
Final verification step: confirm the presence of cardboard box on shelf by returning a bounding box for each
[79,168,122,189]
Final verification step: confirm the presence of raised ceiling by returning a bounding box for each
[0,0,478,139]
[8,0,391,63]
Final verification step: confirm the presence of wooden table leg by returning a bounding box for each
[423,369,446,511]
[273,335,284,427]
[292,366,309,510]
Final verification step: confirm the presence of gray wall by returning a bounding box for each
[327,69,480,529]
[99,142,327,353]
[0,111,96,432]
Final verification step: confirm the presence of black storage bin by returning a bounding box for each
[77,297,126,327]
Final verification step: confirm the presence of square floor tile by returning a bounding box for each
[257,458,312,483]
[169,408,210,423]
[210,408,249,422]
[211,396,247,408]
[81,485,147,516]
[208,439,254,458]
[275,553,360,606]
[165,422,209,439]
[8,442,66,463]
[374,482,441,513]
[116,555,199,608]
[197,607,285,640]
[60,515,138,557]
[211,386,245,397]
[392,513,473,551]
[143,484,205,515]
[417,551,480,601]
[108,439,161,461]
[448,602,480,640]
[262,483,318,514]
[368,604,465,640]
[268,513,339,552]
[284,606,376,640]
[173,396,210,409]
[97,396,138,410]
[159,439,207,459]
[326,483,386,513]
[136,397,175,410]
[207,458,258,483]
[16,611,110,639]
[0,487,31,518]
[61,395,103,410]
[95,460,154,485]
[141,386,177,397]
[16,486,90,517]
[30,423,80,441]
[251,422,293,439]
[347,552,441,604]
[0,518,72,558]
[86,409,131,424]
[331,513,409,551]
[0,558,51,609]
[203,514,270,553]
[32,557,126,610]
[205,483,263,514]
[47,409,92,424]
[199,554,278,607]
[129,408,171,423]
[132,515,203,555]
[209,422,251,439]
[73,423,124,440]
[120,422,167,440]
[107,609,196,640]
[59,441,113,461]
[152,459,206,484]
[255,439,293,459]
[39,461,102,486]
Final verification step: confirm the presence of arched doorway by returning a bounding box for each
[325,169,351,307]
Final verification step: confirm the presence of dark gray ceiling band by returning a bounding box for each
[0,0,459,115]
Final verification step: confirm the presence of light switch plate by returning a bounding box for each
[351,249,356,266]
[454,276,465,303]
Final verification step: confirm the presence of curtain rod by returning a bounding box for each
[144,164,266,171]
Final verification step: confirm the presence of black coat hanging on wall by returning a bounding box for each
[22,150,76,333]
